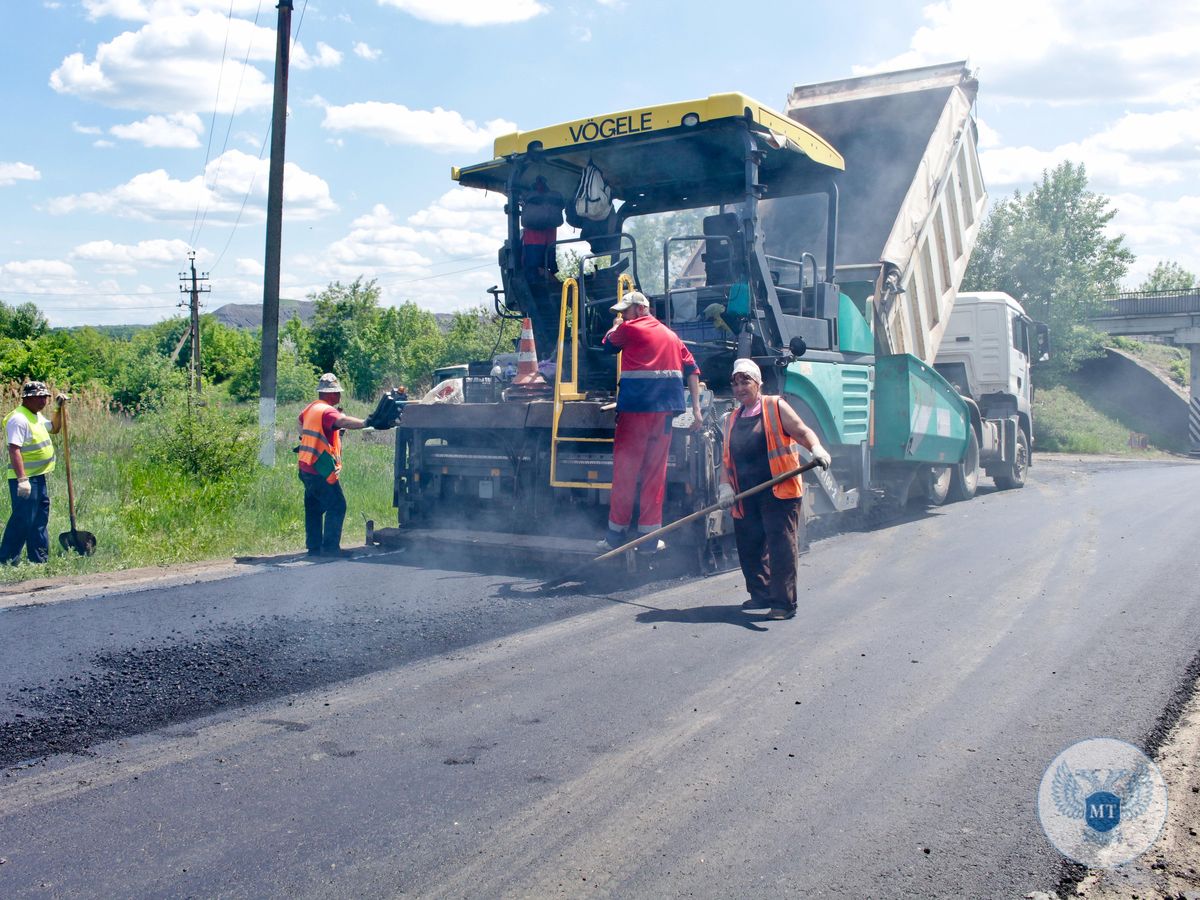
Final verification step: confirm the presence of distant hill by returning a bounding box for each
[211,299,316,330]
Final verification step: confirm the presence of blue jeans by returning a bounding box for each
[0,474,51,564]
[299,470,347,554]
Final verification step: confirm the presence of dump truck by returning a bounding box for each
[382,61,1046,567]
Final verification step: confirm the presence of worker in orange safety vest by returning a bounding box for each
[298,373,367,558]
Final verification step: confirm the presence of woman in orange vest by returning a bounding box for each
[719,359,831,620]
[298,373,367,558]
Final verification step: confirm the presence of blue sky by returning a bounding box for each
[2,0,1198,327]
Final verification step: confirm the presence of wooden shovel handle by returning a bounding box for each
[59,402,78,532]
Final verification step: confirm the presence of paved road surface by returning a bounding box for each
[2,456,1199,898]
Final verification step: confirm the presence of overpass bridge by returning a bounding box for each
[1092,289,1200,456]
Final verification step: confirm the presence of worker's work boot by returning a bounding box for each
[597,529,625,552]
[741,598,771,610]
[635,539,666,555]
[766,606,796,621]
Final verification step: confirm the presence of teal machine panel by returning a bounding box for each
[873,354,969,464]
[782,360,872,447]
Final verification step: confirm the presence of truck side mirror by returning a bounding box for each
[1034,322,1051,364]
[789,336,808,358]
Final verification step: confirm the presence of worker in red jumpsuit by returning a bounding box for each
[601,290,703,551]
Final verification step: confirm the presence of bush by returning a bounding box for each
[141,389,258,486]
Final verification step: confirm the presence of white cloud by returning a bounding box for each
[236,257,264,277]
[109,112,204,148]
[50,10,336,114]
[71,238,194,266]
[83,0,262,21]
[981,105,1200,192]
[975,117,1001,150]
[0,163,41,187]
[316,189,507,311]
[1109,192,1200,286]
[0,259,77,279]
[376,0,548,26]
[571,26,592,42]
[72,123,103,135]
[353,42,381,61]
[321,101,516,154]
[46,149,336,222]
[862,0,1200,105]
[294,41,343,70]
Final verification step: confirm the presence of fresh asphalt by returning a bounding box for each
[1,456,1199,898]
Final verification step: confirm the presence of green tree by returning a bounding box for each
[199,316,258,384]
[1138,260,1196,292]
[623,207,712,294]
[440,307,520,369]
[963,161,1135,378]
[0,300,49,341]
[308,278,383,381]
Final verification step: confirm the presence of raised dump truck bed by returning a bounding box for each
[768,61,987,363]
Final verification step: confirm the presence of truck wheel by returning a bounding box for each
[923,464,952,506]
[949,428,980,501]
[994,428,1029,490]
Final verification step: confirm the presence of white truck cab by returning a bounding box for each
[934,291,1050,489]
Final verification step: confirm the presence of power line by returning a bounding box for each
[36,304,180,312]
[189,0,239,249]
[192,0,266,251]
[0,287,180,298]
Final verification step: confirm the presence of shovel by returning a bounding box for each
[539,459,823,590]
[56,402,97,556]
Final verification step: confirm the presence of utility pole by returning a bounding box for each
[179,250,209,393]
[259,0,293,466]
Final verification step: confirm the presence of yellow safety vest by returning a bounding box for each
[721,394,802,518]
[298,400,342,484]
[4,405,55,479]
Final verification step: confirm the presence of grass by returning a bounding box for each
[0,391,398,584]
[1033,384,1171,455]
[1109,336,1190,387]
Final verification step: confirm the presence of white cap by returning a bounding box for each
[732,358,762,384]
[611,290,651,312]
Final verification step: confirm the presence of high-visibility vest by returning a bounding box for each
[298,400,342,484]
[721,395,802,518]
[4,405,55,479]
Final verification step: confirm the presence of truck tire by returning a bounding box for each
[949,428,980,501]
[923,464,952,506]
[994,428,1029,490]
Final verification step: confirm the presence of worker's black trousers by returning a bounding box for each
[733,492,803,611]
[299,470,347,554]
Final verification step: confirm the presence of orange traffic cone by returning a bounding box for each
[502,317,554,401]
[512,317,544,385]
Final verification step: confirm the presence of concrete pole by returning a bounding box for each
[258,0,293,467]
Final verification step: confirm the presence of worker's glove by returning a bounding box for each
[15,478,30,499]
[810,443,832,469]
[717,482,736,509]
[56,393,69,406]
